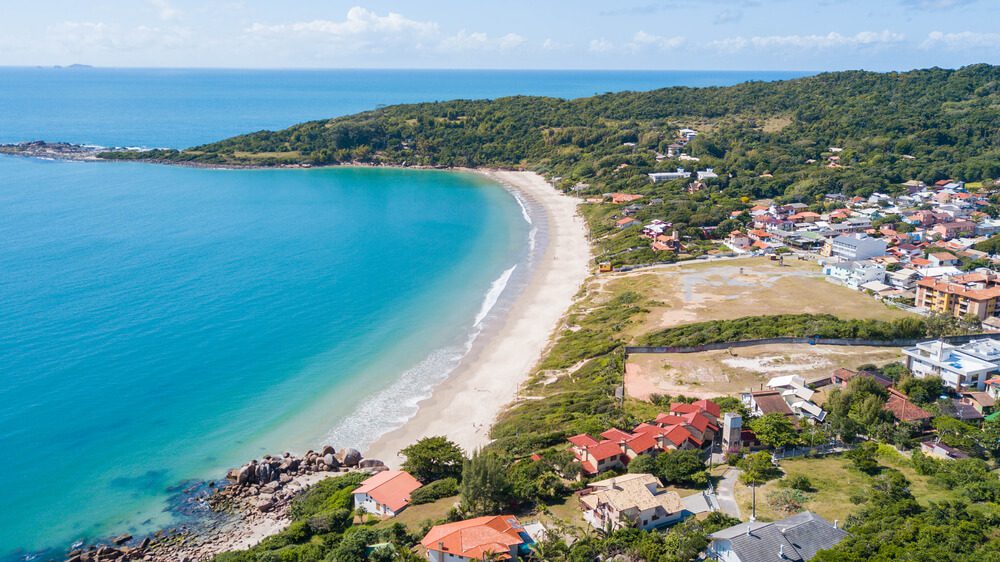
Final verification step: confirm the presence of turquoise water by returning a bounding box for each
[0,157,528,556]
[0,67,810,558]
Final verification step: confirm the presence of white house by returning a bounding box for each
[649,168,691,183]
[697,168,719,181]
[902,339,1000,391]
[708,511,846,562]
[823,260,886,289]
[829,234,887,261]
[765,375,827,422]
[579,473,686,532]
[352,470,422,517]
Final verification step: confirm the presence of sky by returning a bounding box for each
[1,0,998,70]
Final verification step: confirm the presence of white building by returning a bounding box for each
[580,473,686,532]
[902,339,1000,391]
[697,168,719,180]
[823,260,886,289]
[352,470,422,517]
[765,375,827,422]
[649,168,691,183]
[829,234,887,261]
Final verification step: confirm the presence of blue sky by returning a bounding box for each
[2,0,998,70]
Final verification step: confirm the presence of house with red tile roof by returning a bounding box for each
[353,470,423,517]
[568,401,722,475]
[884,388,933,426]
[422,515,534,561]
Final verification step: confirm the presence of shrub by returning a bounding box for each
[785,475,815,492]
[409,478,459,505]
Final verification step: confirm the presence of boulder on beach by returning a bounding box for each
[358,459,385,469]
[337,448,362,467]
[321,445,336,456]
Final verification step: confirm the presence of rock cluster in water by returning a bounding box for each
[63,445,386,562]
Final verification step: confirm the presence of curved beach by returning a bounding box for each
[365,170,591,464]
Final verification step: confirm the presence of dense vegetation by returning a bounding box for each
[110,66,1000,197]
[638,313,928,347]
[101,65,1000,267]
[812,469,1000,561]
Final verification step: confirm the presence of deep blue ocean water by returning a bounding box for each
[0,67,810,558]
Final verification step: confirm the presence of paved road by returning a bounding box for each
[716,468,742,519]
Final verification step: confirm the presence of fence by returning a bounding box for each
[624,332,1000,355]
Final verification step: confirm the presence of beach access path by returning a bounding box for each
[365,170,591,465]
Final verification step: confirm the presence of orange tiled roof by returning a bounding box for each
[421,516,526,560]
[568,434,599,448]
[884,389,932,422]
[917,276,1000,301]
[354,470,422,512]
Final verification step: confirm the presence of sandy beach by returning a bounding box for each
[365,170,591,464]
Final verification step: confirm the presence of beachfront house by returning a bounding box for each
[421,515,534,561]
[579,473,686,532]
[353,470,422,518]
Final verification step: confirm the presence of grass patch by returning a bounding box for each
[374,495,458,533]
[735,452,967,523]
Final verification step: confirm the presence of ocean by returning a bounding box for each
[0,67,810,559]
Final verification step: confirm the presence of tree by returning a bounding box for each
[747,413,800,449]
[848,393,888,430]
[897,375,944,404]
[932,417,978,452]
[978,417,1000,461]
[626,453,659,475]
[400,436,465,483]
[738,452,780,485]
[460,449,514,516]
[846,441,880,474]
[658,449,709,486]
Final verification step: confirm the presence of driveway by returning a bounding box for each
[716,468,742,519]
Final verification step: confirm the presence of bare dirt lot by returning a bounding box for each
[604,257,913,335]
[625,344,904,400]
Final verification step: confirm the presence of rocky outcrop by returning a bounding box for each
[62,443,386,562]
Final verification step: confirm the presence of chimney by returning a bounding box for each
[746,524,752,537]
[438,541,445,551]
[779,544,786,559]
[619,440,627,454]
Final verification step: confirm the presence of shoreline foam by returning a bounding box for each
[364,170,591,464]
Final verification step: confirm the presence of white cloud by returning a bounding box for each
[246,7,439,44]
[498,33,526,50]
[588,38,614,53]
[438,30,526,52]
[710,36,748,53]
[922,30,1000,49]
[712,30,904,51]
[150,0,181,21]
[628,31,685,51]
[247,7,525,55]
[541,38,572,50]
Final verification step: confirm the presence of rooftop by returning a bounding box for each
[580,473,683,515]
